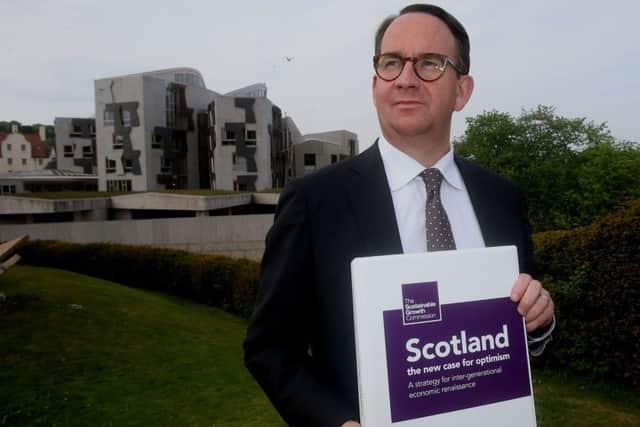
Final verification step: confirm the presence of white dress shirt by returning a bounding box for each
[377,135,554,354]
[377,135,485,253]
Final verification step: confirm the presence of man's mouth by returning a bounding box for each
[394,100,424,106]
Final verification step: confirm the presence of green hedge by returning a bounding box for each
[19,241,260,319]
[15,200,639,389]
[533,199,640,389]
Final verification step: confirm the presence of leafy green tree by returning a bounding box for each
[0,121,18,133]
[455,105,640,231]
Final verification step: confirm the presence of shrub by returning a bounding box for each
[533,199,640,389]
[19,241,260,319]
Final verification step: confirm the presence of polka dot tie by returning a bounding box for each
[420,168,456,251]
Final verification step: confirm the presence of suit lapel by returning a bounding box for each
[455,156,502,247]
[346,142,403,256]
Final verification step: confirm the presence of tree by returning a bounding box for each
[454,105,640,231]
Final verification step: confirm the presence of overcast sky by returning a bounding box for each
[1,0,638,151]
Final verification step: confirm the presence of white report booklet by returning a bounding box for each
[350,246,536,427]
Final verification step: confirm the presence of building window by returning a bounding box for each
[6,144,11,151]
[222,129,236,145]
[246,129,257,145]
[38,158,43,165]
[107,179,132,192]
[123,158,133,172]
[1,184,17,195]
[105,158,116,173]
[22,159,27,165]
[151,131,163,149]
[122,110,131,127]
[7,158,12,165]
[64,145,74,157]
[232,153,237,164]
[72,124,83,135]
[331,154,338,164]
[304,153,316,167]
[339,154,349,161]
[222,130,236,143]
[160,156,171,173]
[104,110,115,126]
[89,124,96,135]
[82,146,93,158]
[113,134,124,149]
[21,144,26,151]
[166,87,176,128]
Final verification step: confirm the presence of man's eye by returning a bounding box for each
[381,58,401,68]
[417,59,441,69]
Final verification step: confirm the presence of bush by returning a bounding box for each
[19,241,260,319]
[533,199,640,389]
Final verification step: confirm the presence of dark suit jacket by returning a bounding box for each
[243,143,535,427]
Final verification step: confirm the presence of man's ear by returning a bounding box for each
[372,74,378,107]
[454,75,474,112]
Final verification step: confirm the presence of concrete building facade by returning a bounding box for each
[94,68,291,193]
[292,130,359,177]
[54,117,96,174]
[3,67,358,198]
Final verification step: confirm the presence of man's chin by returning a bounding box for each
[390,123,432,138]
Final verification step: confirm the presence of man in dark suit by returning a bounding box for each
[244,4,555,427]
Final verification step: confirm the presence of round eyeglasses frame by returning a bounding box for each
[373,53,464,82]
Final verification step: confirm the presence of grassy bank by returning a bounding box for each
[1,266,638,426]
[0,266,283,426]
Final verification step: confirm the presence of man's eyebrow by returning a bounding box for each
[379,50,404,56]
[379,51,442,57]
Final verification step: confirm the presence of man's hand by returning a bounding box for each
[510,273,554,333]
[341,422,360,427]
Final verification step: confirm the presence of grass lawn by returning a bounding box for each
[1,266,638,426]
[533,370,639,426]
[0,266,284,426]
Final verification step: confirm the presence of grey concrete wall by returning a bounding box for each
[0,214,274,260]
[293,139,349,176]
[142,75,169,191]
[184,84,218,189]
[95,75,147,192]
[0,196,111,214]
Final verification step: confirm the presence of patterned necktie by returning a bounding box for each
[420,168,456,251]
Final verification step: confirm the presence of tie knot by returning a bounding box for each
[420,168,444,194]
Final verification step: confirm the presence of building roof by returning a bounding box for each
[224,83,267,98]
[23,133,49,158]
[96,67,209,90]
[298,137,342,146]
[0,132,49,159]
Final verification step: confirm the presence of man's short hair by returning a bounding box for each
[374,3,470,75]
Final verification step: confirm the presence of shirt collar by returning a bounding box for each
[378,135,464,191]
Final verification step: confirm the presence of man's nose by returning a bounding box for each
[394,60,420,87]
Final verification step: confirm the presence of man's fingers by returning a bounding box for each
[526,297,555,332]
[511,274,555,333]
[524,289,550,322]
[516,278,542,316]
[510,273,532,302]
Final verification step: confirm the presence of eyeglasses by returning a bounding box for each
[373,53,463,82]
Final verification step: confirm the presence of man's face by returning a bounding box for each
[373,13,473,141]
